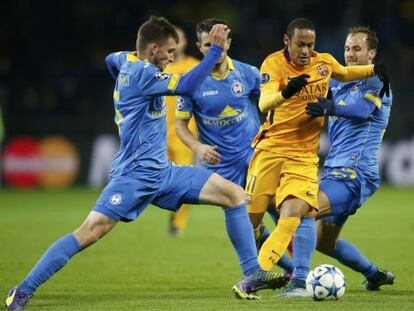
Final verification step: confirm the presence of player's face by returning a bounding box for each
[344,33,376,66]
[153,37,178,71]
[284,28,316,67]
[197,31,231,64]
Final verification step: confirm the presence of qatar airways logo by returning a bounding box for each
[295,82,328,101]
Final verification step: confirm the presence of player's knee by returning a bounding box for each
[74,223,111,248]
[223,183,245,208]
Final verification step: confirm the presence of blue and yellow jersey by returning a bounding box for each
[325,76,392,180]
[105,51,182,176]
[176,57,261,168]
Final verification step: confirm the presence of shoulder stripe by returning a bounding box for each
[176,110,191,119]
[127,53,139,62]
[167,74,181,91]
[363,92,382,109]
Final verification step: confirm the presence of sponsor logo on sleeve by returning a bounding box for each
[154,72,170,81]
[177,96,185,110]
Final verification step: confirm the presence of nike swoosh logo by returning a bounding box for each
[5,288,16,306]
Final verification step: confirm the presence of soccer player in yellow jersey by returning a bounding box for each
[246,18,389,296]
[164,27,199,235]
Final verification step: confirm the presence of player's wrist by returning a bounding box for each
[281,87,294,99]
[210,44,224,55]
[191,141,202,152]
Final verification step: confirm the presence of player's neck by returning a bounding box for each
[174,53,185,62]
[212,59,228,75]
[137,51,149,62]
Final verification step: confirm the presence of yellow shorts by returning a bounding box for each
[246,148,319,213]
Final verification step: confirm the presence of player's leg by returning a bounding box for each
[317,177,395,291]
[168,205,190,235]
[258,158,318,298]
[197,173,288,299]
[253,208,294,276]
[6,170,156,310]
[198,172,264,276]
[262,197,314,298]
[6,211,117,311]
[168,146,193,235]
[246,150,294,281]
[153,164,287,300]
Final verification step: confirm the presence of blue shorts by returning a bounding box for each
[203,147,253,188]
[93,162,213,222]
[319,167,379,226]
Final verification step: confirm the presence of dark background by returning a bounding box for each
[1,0,413,141]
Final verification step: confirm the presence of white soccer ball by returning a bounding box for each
[306,264,346,301]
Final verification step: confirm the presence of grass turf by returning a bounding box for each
[1,186,414,310]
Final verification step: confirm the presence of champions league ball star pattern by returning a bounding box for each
[306,264,346,301]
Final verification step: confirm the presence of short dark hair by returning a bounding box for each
[136,16,179,52]
[286,18,315,38]
[196,18,230,41]
[348,26,378,50]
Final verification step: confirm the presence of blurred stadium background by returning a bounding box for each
[1,1,414,310]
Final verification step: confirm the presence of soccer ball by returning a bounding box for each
[306,264,346,301]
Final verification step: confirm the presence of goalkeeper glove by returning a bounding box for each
[373,63,390,98]
[306,97,336,117]
[281,74,310,99]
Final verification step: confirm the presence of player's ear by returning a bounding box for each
[148,43,158,57]
[196,41,202,52]
[227,38,232,49]
[283,34,289,46]
[368,49,377,62]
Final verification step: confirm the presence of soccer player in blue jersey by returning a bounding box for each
[306,26,395,291]
[5,17,286,310]
[175,18,294,283]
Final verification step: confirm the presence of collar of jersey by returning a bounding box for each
[127,52,148,63]
[211,57,234,80]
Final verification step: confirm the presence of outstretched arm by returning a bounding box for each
[140,24,229,97]
[306,97,377,121]
[174,24,229,96]
[330,55,389,98]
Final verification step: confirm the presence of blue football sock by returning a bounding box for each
[259,226,293,273]
[292,217,316,282]
[224,204,260,276]
[330,239,378,279]
[18,233,82,296]
[278,253,294,274]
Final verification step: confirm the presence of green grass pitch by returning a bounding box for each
[1,186,414,310]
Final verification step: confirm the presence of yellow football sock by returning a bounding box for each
[172,204,190,231]
[258,217,300,271]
